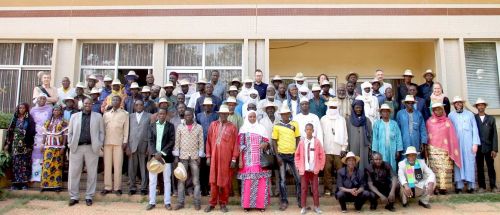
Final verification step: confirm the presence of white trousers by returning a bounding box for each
[148,163,172,205]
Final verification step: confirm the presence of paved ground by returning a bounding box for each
[1,194,500,215]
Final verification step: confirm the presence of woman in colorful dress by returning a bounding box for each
[41,105,68,192]
[427,82,451,116]
[3,103,36,190]
[426,102,460,195]
[237,110,271,212]
[30,93,53,182]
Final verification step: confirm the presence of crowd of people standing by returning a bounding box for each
[2,68,498,213]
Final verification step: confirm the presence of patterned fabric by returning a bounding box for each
[405,159,421,188]
[238,132,271,209]
[41,148,64,189]
[12,154,31,184]
[43,117,68,148]
[174,123,204,160]
[30,104,52,182]
[428,145,454,190]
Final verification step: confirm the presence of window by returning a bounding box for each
[0,42,52,113]
[80,42,153,86]
[464,42,500,108]
[166,42,243,86]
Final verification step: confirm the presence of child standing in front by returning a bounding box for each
[295,123,326,214]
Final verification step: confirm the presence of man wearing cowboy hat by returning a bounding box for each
[320,99,348,196]
[370,78,385,106]
[204,105,239,213]
[396,95,428,153]
[309,84,327,119]
[257,85,282,120]
[195,83,222,116]
[124,82,143,114]
[230,77,242,89]
[99,75,113,102]
[89,88,102,114]
[272,104,302,211]
[74,82,89,110]
[397,69,418,108]
[271,75,283,91]
[163,82,178,112]
[140,86,156,114]
[63,96,79,121]
[226,86,243,117]
[84,74,98,97]
[124,71,139,96]
[172,109,204,210]
[177,79,193,105]
[187,78,207,109]
[372,104,403,172]
[473,98,498,193]
[335,151,370,213]
[101,79,126,113]
[397,146,435,209]
[418,69,435,102]
[448,96,481,193]
[226,97,243,129]
[404,84,431,120]
[146,108,175,211]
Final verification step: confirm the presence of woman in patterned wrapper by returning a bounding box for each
[237,110,271,212]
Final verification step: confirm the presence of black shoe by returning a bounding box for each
[101,189,112,195]
[418,201,431,209]
[370,203,377,210]
[114,190,122,196]
[146,204,156,210]
[85,199,93,206]
[402,203,408,208]
[204,206,215,213]
[220,205,229,213]
[455,189,463,194]
[385,204,396,212]
[140,190,148,195]
[467,189,474,194]
[128,190,136,196]
[68,199,79,206]
[439,189,448,195]
[165,204,172,210]
[173,204,184,210]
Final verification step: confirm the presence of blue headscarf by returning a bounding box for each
[350,99,366,127]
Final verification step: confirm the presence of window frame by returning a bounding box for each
[0,42,53,111]
[463,40,500,111]
[79,41,154,81]
[165,41,244,84]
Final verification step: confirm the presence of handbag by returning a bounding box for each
[260,145,278,170]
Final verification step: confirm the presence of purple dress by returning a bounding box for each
[30,105,52,182]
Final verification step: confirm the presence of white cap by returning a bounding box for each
[279,104,291,114]
[227,86,238,92]
[311,84,321,92]
[379,104,392,112]
[111,79,122,86]
[203,97,213,105]
[103,75,113,82]
[163,82,174,88]
[76,82,86,89]
[196,78,208,84]
[87,74,97,80]
[299,97,309,104]
[226,96,237,104]
[452,96,464,103]
[320,80,330,87]
[403,95,416,103]
[90,88,101,94]
[126,70,139,77]
[130,82,140,89]
[141,86,151,93]
[217,104,231,113]
[294,72,306,81]
[474,98,487,106]
[403,69,414,77]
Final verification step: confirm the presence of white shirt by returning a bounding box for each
[295,112,323,146]
[320,115,348,155]
[136,111,144,124]
[291,99,298,119]
[187,92,201,109]
[57,87,76,106]
[304,138,315,171]
[480,115,485,122]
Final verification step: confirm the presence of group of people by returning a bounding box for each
[2,68,498,213]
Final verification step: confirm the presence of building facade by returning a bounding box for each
[0,1,500,180]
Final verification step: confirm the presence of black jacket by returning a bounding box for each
[148,120,176,163]
[475,114,498,153]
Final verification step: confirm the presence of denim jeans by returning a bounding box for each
[149,163,172,205]
[278,153,301,205]
[177,159,201,206]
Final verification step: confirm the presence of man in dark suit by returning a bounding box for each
[474,98,498,193]
[146,108,175,211]
[67,98,104,207]
[127,100,152,195]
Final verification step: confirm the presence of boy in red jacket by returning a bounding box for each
[295,123,326,214]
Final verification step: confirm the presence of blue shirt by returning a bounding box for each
[417,82,433,102]
[309,97,326,119]
[396,109,428,152]
[99,87,112,101]
[194,95,222,116]
[92,100,102,114]
[196,112,219,144]
[254,82,268,100]
[212,81,226,101]
[124,95,143,114]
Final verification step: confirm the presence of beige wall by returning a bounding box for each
[270,40,435,82]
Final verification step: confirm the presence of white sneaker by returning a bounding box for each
[301,208,307,214]
[314,207,323,214]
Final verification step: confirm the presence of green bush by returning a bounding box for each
[0,112,13,129]
[0,151,10,177]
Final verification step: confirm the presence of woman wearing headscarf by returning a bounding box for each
[347,100,373,171]
[30,94,53,182]
[3,103,36,190]
[426,102,460,195]
[237,111,271,212]
[426,82,451,116]
[40,105,68,192]
[241,89,260,118]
